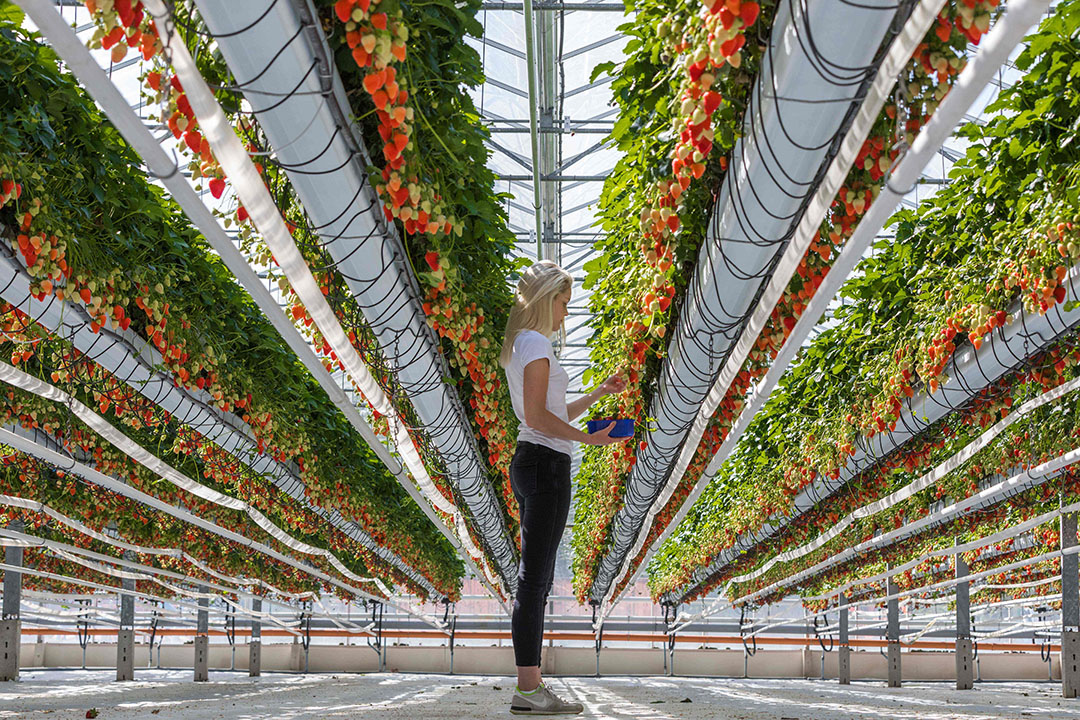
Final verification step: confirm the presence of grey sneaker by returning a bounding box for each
[510,682,583,715]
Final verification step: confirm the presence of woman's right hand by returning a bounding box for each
[584,420,632,446]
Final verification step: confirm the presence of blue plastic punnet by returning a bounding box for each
[586,418,634,438]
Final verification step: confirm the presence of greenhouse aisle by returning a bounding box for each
[0,670,1076,719]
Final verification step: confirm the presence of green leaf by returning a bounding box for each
[0,3,24,26]
[590,61,617,84]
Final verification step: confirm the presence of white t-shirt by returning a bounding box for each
[506,329,573,456]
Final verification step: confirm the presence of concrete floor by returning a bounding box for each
[1,670,1078,719]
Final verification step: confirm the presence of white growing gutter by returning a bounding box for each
[602,0,1052,613]
[0,528,379,636]
[734,447,1080,605]
[142,0,516,597]
[589,0,922,609]
[0,493,321,601]
[0,250,437,598]
[678,503,1074,631]
[0,360,408,599]
[17,0,493,603]
[0,426,411,611]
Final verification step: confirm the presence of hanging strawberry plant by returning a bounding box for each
[572,0,998,603]
[647,2,1080,607]
[0,21,462,599]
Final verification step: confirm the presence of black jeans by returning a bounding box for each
[509,440,572,667]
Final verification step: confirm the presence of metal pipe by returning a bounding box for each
[523,0,544,258]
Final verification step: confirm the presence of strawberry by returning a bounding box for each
[425,251,440,271]
[183,130,202,153]
[740,1,760,26]
[702,91,722,115]
[362,70,385,95]
[335,0,353,22]
[147,71,162,91]
[371,12,388,30]
[208,177,225,199]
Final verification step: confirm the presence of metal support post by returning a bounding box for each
[590,601,602,678]
[301,599,312,674]
[147,601,160,668]
[739,605,756,679]
[955,539,973,690]
[443,601,456,675]
[77,598,90,669]
[225,605,236,671]
[887,571,901,688]
[1,520,23,681]
[249,597,261,677]
[116,550,136,681]
[194,588,209,682]
[661,603,677,677]
[1062,512,1079,697]
[365,600,384,672]
[838,594,851,685]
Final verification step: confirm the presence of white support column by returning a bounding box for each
[194,589,209,682]
[116,549,135,682]
[838,593,850,685]
[955,538,973,690]
[887,572,901,688]
[249,597,261,678]
[1,520,22,682]
[1062,512,1079,698]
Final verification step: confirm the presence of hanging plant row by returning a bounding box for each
[0,295,461,597]
[0,21,462,599]
[324,0,523,528]
[729,372,1080,607]
[76,0,525,543]
[571,0,999,602]
[647,3,1080,606]
[800,513,1069,616]
[0,448,371,603]
[661,327,1080,605]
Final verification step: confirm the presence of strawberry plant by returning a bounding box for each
[646,1,1080,607]
[572,0,997,603]
[0,21,462,599]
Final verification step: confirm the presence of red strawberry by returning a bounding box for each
[702,91,722,115]
[147,71,161,91]
[740,1,760,26]
[371,12,387,29]
[363,71,384,95]
[335,0,353,22]
[183,130,202,153]
[208,177,225,199]
[425,251,440,271]
[687,60,706,83]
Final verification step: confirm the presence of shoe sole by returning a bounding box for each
[509,709,582,716]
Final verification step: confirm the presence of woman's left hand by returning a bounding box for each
[598,374,627,397]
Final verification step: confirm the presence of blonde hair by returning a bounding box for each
[499,260,573,368]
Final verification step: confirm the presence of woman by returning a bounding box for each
[499,260,630,715]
